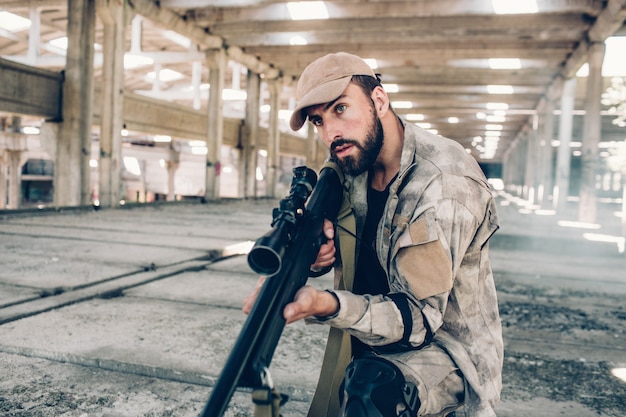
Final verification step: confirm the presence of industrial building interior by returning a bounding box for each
[0,1,625,416]
[0,0,624,222]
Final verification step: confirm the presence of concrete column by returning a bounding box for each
[243,70,260,198]
[622,185,626,248]
[166,147,180,202]
[96,0,127,208]
[0,150,7,209]
[54,0,95,207]
[0,118,6,209]
[510,138,522,196]
[502,139,518,193]
[39,122,59,162]
[7,150,23,209]
[3,118,26,209]
[27,7,40,65]
[554,77,577,211]
[518,138,528,196]
[0,131,30,210]
[205,48,226,201]
[152,63,163,93]
[578,42,605,223]
[523,123,537,203]
[192,61,202,110]
[538,97,556,207]
[265,78,281,198]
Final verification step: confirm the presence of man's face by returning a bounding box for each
[306,84,384,176]
[330,109,383,176]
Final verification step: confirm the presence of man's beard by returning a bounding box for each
[330,114,384,177]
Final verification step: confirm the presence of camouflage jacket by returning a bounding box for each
[315,120,503,416]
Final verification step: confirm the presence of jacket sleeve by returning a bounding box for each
[307,193,483,351]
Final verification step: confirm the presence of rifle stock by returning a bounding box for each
[200,163,343,417]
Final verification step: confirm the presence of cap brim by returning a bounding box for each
[289,76,352,131]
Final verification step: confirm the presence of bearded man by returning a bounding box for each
[244,52,503,417]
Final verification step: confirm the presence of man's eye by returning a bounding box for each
[336,104,347,113]
[311,118,322,126]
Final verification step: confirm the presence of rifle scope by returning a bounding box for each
[247,166,317,275]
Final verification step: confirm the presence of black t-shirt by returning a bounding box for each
[351,181,391,358]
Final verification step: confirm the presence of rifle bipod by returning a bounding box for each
[252,367,288,417]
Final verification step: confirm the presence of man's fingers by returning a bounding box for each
[242,276,266,315]
[284,287,315,324]
[324,219,335,239]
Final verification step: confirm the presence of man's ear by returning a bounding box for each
[371,86,390,117]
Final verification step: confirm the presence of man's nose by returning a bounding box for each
[322,123,342,147]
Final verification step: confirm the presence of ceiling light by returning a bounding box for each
[448,117,459,123]
[486,115,506,122]
[392,101,413,109]
[485,124,503,131]
[222,89,247,101]
[289,35,308,45]
[487,102,509,110]
[383,83,399,93]
[0,11,31,32]
[191,147,208,155]
[476,112,487,120]
[558,220,601,230]
[364,59,378,69]
[488,58,521,69]
[154,135,171,143]
[145,68,185,83]
[487,85,514,94]
[49,37,68,50]
[124,54,154,69]
[23,127,40,135]
[405,113,425,121]
[485,131,502,137]
[491,0,538,14]
[287,1,329,20]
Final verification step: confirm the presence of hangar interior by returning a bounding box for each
[1,2,626,416]
[0,0,625,231]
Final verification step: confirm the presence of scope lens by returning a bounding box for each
[247,246,282,276]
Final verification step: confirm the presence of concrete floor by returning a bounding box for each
[0,193,625,417]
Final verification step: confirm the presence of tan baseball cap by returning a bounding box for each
[289,52,377,131]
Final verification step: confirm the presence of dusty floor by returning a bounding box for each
[0,196,625,417]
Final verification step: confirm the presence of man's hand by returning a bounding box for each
[242,280,339,324]
[242,275,266,315]
[310,219,336,270]
[283,285,339,324]
[242,219,339,323]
